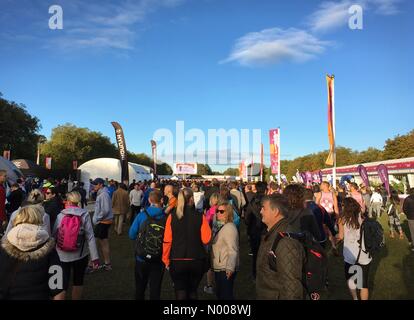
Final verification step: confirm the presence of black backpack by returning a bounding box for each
[135,210,167,262]
[357,218,385,261]
[269,231,328,301]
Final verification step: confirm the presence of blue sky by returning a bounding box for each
[1,0,413,170]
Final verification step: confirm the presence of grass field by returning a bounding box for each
[81,212,414,300]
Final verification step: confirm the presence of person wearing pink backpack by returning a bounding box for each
[53,191,99,300]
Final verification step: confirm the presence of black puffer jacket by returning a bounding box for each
[0,225,60,300]
[403,195,414,220]
[244,194,266,239]
[256,218,304,300]
[287,208,321,242]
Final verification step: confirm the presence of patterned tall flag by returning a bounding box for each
[325,75,335,166]
[269,128,280,183]
[239,161,245,180]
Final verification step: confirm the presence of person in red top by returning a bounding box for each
[162,187,211,300]
[0,170,8,231]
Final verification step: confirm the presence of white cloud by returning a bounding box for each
[35,0,186,51]
[369,0,401,15]
[222,28,330,66]
[308,0,402,33]
[307,0,353,33]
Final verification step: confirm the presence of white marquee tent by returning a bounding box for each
[78,158,152,197]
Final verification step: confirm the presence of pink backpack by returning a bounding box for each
[57,215,82,252]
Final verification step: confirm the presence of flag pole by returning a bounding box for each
[260,143,264,182]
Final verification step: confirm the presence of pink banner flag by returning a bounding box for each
[269,129,279,175]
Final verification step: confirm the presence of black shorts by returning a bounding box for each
[344,262,370,289]
[94,223,110,239]
[169,260,205,292]
[61,256,89,290]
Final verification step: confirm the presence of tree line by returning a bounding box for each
[1,93,413,178]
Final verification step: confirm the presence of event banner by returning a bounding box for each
[151,140,157,176]
[377,164,390,196]
[111,122,129,183]
[45,157,52,170]
[269,129,280,175]
[3,150,10,161]
[325,75,335,166]
[174,163,198,175]
[300,172,307,184]
[318,170,323,183]
[305,171,313,185]
[357,164,370,187]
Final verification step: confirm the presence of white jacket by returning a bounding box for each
[211,222,239,272]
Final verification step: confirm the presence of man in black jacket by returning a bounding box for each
[6,183,25,218]
[256,194,304,300]
[244,181,267,279]
[403,188,414,251]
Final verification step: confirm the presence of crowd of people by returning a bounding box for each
[1,168,414,300]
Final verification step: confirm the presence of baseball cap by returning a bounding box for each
[91,178,105,185]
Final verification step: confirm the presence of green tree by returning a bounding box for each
[356,147,383,164]
[197,163,213,175]
[383,130,414,160]
[0,94,41,160]
[41,124,118,170]
[223,168,239,176]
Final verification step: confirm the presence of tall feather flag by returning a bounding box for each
[151,140,157,177]
[325,75,335,166]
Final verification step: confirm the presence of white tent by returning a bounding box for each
[78,158,152,197]
[0,156,24,184]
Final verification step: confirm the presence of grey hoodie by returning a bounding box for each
[53,207,99,263]
[93,187,113,225]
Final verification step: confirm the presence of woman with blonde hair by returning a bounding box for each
[0,205,60,299]
[4,189,51,237]
[53,191,99,300]
[162,188,211,300]
[210,201,239,299]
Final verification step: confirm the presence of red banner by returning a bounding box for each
[3,150,10,161]
[45,157,52,170]
[269,129,279,175]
